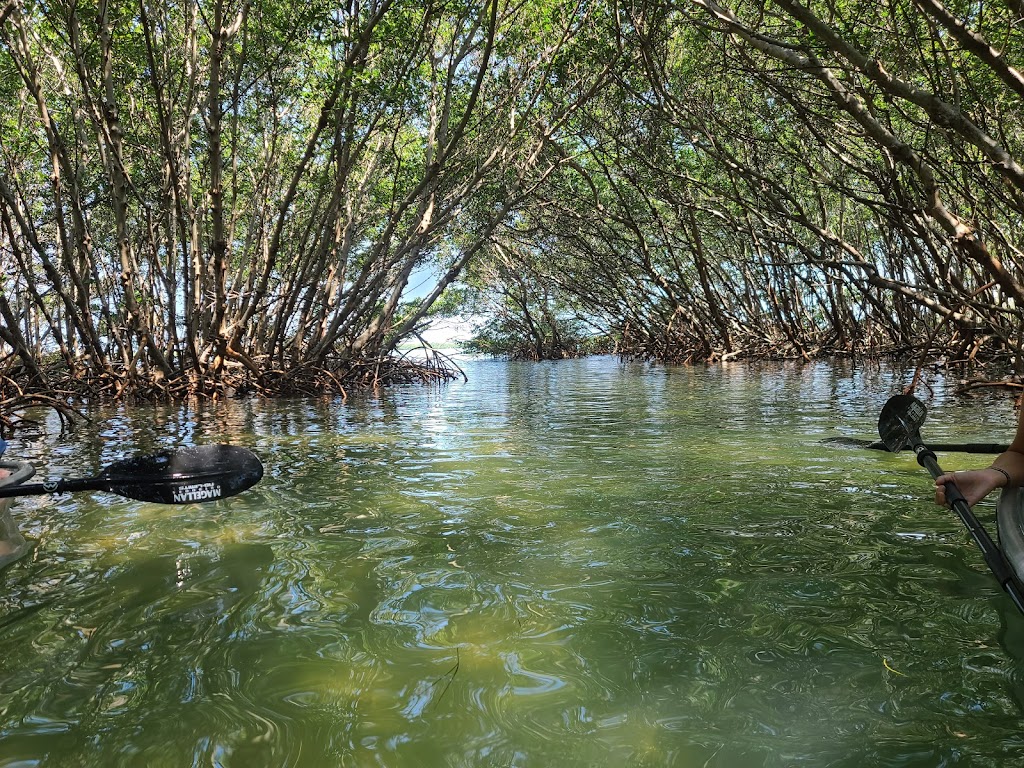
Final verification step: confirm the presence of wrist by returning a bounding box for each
[988,466,1012,488]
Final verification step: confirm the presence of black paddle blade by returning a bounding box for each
[878,394,928,453]
[101,444,264,504]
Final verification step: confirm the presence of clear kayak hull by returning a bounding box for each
[0,461,34,569]
[997,486,1024,584]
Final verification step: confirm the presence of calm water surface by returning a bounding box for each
[2,358,1024,766]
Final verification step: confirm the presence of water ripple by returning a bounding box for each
[1,360,1024,765]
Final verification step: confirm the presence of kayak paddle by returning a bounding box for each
[825,437,1010,453]
[0,445,264,504]
[878,394,1024,614]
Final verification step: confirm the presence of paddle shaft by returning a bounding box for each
[857,440,1010,454]
[0,477,120,498]
[914,444,1024,615]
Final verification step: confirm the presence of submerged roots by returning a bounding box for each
[0,373,89,434]
[0,352,465,432]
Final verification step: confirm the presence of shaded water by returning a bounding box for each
[2,357,1024,766]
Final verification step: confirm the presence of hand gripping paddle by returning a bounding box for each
[879,394,1024,614]
[0,444,264,504]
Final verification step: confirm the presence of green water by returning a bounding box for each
[2,357,1024,766]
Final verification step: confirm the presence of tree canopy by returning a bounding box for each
[2,0,1023,402]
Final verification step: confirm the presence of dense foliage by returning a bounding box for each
[2,0,1023,402]
[514,0,1024,367]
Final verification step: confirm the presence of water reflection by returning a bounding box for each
[2,358,1024,765]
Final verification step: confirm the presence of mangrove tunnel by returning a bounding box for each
[2,0,1024,419]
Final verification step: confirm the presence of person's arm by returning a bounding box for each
[935,405,1024,507]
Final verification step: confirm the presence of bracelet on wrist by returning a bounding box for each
[989,466,1012,487]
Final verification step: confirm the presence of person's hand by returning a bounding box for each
[934,468,1006,508]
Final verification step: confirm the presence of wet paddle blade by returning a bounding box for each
[101,444,264,504]
[878,394,928,453]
